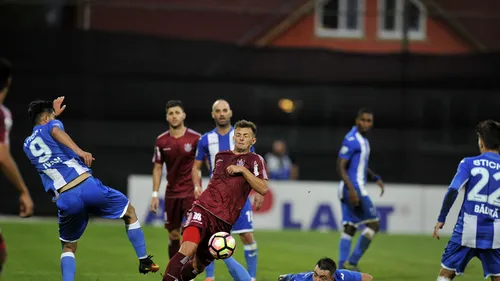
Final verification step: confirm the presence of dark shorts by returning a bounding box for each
[164,195,195,231]
[183,205,232,267]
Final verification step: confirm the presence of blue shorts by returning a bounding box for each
[231,198,254,234]
[341,195,379,227]
[441,241,500,278]
[56,176,129,242]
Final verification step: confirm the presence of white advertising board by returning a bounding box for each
[127,175,463,235]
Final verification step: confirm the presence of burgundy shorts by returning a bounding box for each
[164,195,195,231]
[183,205,232,267]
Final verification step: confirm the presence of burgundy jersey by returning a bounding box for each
[153,128,201,198]
[197,150,268,225]
[0,105,12,145]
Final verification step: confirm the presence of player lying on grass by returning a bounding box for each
[278,257,373,281]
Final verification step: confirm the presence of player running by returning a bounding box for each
[150,100,201,260]
[433,120,500,281]
[0,58,34,275]
[336,108,385,271]
[278,257,373,281]
[23,100,159,281]
[162,120,268,281]
[192,99,263,281]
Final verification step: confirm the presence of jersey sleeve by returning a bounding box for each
[449,158,471,190]
[338,139,356,160]
[253,154,268,180]
[47,119,65,131]
[152,139,164,164]
[335,269,362,281]
[195,136,208,161]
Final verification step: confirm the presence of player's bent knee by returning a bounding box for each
[366,222,380,233]
[239,232,255,245]
[343,225,357,236]
[438,268,455,280]
[169,229,181,240]
[61,241,78,253]
[123,204,138,223]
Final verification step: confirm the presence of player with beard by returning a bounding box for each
[150,100,201,260]
[192,99,263,281]
[337,108,385,271]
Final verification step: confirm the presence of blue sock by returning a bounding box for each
[244,242,258,279]
[224,256,252,281]
[61,252,76,281]
[348,228,375,265]
[338,232,353,267]
[125,221,147,259]
[205,261,215,278]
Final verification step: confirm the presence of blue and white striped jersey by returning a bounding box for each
[338,126,371,197]
[23,120,90,194]
[195,126,254,176]
[280,270,362,281]
[446,152,500,249]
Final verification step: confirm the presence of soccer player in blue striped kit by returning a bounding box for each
[336,109,385,271]
[23,100,159,281]
[192,99,264,281]
[433,120,500,281]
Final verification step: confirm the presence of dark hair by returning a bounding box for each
[357,108,373,119]
[316,257,337,275]
[28,100,54,125]
[0,58,12,90]
[476,120,500,151]
[234,120,257,136]
[165,100,184,112]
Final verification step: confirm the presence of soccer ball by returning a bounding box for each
[208,231,236,259]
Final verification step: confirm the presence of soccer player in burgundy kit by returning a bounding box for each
[150,100,201,259]
[161,120,269,281]
[0,58,34,275]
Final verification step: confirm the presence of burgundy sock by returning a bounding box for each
[169,239,180,260]
[181,260,199,281]
[162,252,189,281]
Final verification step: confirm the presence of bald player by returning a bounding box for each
[192,100,264,281]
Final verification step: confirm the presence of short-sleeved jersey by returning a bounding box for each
[195,127,255,177]
[338,126,371,195]
[196,150,268,225]
[23,120,90,194]
[0,105,13,145]
[280,270,362,281]
[447,152,500,249]
[153,128,201,198]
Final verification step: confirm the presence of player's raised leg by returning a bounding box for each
[90,178,159,274]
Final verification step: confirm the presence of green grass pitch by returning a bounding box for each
[0,221,483,281]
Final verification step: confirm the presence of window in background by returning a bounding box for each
[378,0,426,40]
[315,0,365,38]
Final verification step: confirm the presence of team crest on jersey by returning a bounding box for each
[184,143,192,152]
[237,159,245,166]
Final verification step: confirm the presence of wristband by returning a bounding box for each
[373,175,381,182]
[152,191,159,198]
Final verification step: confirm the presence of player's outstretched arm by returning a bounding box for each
[360,272,373,281]
[240,167,268,195]
[0,143,34,217]
[50,126,94,167]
